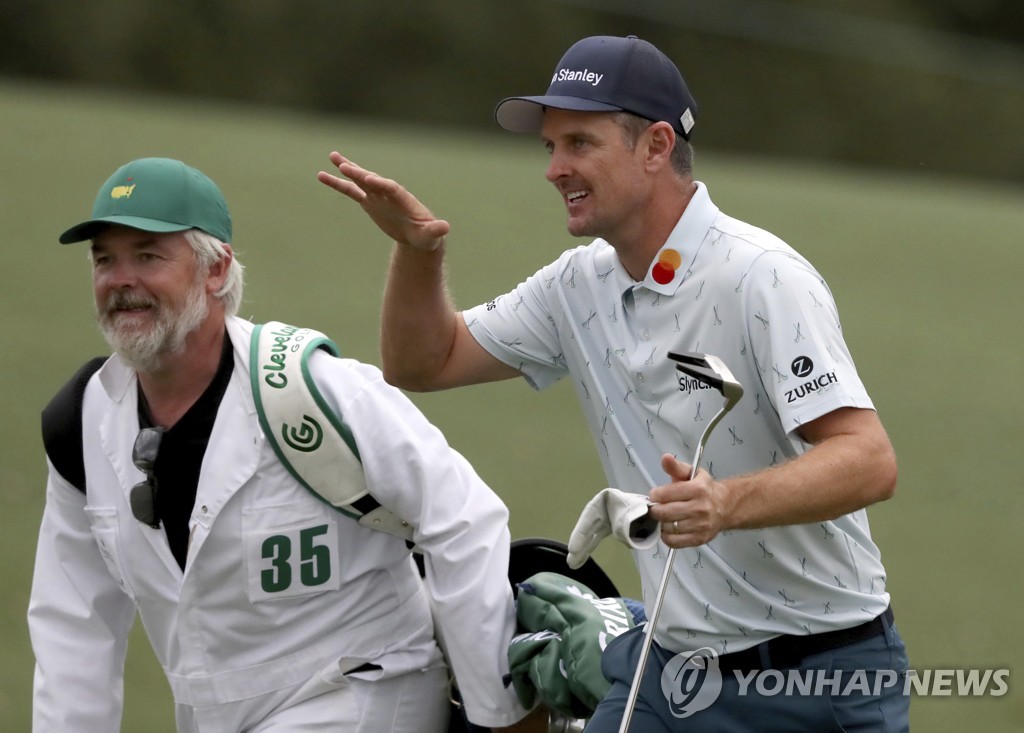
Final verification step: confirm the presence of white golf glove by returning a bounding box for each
[566,488,660,569]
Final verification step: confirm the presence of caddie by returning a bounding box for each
[28,157,545,733]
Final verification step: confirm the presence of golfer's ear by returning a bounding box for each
[644,122,676,171]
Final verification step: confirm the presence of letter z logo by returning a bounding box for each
[791,356,814,378]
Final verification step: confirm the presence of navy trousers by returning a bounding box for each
[586,611,910,732]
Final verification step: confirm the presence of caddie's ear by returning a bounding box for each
[205,244,233,294]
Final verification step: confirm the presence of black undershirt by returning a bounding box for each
[138,334,234,570]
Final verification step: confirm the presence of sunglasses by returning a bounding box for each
[130,427,165,528]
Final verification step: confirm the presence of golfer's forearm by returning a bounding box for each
[380,242,458,390]
[723,432,897,530]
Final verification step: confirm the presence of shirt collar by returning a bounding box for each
[640,181,720,296]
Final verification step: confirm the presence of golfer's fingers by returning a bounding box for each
[316,171,367,203]
[323,152,386,194]
[660,456,697,488]
[660,514,718,547]
[647,497,691,524]
[328,151,368,178]
[649,477,703,507]
[336,158,394,192]
[318,166,409,214]
[661,529,707,549]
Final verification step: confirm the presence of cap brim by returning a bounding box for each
[494,95,624,133]
[58,216,190,244]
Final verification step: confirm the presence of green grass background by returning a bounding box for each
[2,77,1022,730]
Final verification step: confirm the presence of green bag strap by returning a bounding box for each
[250,321,413,541]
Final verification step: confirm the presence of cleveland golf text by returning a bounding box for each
[262,325,308,389]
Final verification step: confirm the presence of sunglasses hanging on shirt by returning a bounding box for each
[130,426,165,528]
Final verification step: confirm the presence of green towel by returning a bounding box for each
[507,571,638,718]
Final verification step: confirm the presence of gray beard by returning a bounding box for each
[97,279,210,373]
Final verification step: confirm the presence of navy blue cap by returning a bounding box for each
[495,35,697,140]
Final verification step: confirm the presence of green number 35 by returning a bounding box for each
[260,524,332,593]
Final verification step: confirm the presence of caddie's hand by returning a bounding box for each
[648,453,731,548]
[317,151,451,251]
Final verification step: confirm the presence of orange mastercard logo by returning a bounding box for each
[651,248,682,285]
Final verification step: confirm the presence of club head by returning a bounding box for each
[668,351,744,408]
[669,351,745,477]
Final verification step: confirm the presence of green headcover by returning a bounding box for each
[507,571,638,718]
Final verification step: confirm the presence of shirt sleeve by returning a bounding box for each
[28,464,138,733]
[463,254,576,392]
[742,250,874,436]
[309,354,532,728]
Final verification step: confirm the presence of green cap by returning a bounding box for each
[59,157,232,244]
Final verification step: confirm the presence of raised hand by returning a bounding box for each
[317,151,451,251]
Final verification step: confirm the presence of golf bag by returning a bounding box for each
[450,537,625,733]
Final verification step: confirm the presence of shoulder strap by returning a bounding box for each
[250,322,414,542]
[41,356,109,493]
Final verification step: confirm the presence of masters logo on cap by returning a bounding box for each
[494,35,698,140]
[59,157,232,244]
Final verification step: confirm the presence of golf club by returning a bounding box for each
[617,351,744,733]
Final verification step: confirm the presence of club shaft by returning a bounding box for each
[617,444,707,733]
[617,545,676,733]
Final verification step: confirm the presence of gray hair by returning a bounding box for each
[184,229,245,316]
[613,112,694,177]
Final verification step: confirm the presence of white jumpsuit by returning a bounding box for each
[29,316,528,732]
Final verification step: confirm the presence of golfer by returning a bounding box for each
[320,35,910,731]
[29,157,544,733]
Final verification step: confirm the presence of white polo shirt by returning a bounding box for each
[464,182,890,654]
